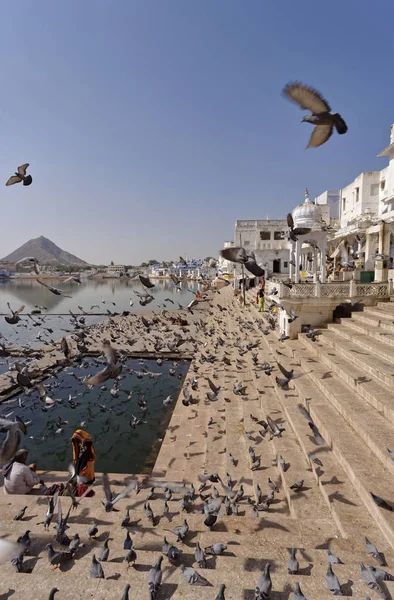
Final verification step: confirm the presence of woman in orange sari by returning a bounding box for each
[71,430,96,485]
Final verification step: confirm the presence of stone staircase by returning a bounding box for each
[1,290,394,598]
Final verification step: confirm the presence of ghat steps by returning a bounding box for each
[1,289,394,598]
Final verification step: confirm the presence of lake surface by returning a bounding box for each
[0,278,200,348]
[1,357,189,474]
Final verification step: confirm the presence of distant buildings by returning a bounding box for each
[106,264,126,277]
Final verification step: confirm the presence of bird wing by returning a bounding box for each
[267,416,279,433]
[139,275,155,289]
[16,306,25,315]
[0,538,22,565]
[102,341,117,366]
[292,227,311,236]
[286,213,294,230]
[170,274,180,285]
[57,498,63,527]
[18,164,29,176]
[245,261,265,277]
[6,175,22,186]
[307,124,333,149]
[277,363,292,379]
[102,473,112,503]
[62,277,73,284]
[283,82,331,113]
[219,246,247,264]
[85,365,113,386]
[112,479,138,505]
[36,279,50,289]
[206,378,219,394]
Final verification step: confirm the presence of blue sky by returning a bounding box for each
[1,1,393,264]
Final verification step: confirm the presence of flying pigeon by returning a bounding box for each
[219,246,265,277]
[287,212,311,242]
[283,81,348,148]
[139,275,155,288]
[6,163,33,186]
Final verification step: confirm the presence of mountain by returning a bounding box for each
[1,236,88,266]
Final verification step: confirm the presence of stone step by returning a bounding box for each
[293,340,394,477]
[281,356,394,548]
[351,310,394,332]
[298,330,394,425]
[363,305,394,322]
[339,316,394,345]
[0,559,381,600]
[317,328,394,387]
[327,321,394,365]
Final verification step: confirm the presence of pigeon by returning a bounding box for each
[326,563,342,595]
[13,506,27,521]
[309,452,323,467]
[6,163,33,186]
[148,555,163,599]
[328,550,342,565]
[290,480,305,491]
[98,538,110,561]
[121,584,131,600]
[102,473,137,511]
[124,531,133,550]
[85,340,122,386]
[139,275,155,288]
[283,81,347,148]
[195,541,206,568]
[88,524,98,538]
[205,543,227,556]
[216,584,226,600]
[124,544,137,568]
[255,563,272,599]
[162,537,181,563]
[180,564,210,586]
[286,212,311,243]
[365,537,387,566]
[5,303,25,325]
[292,582,306,600]
[219,246,265,277]
[288,548,299,574]
[45,544,73,569]
[360,561,387,599]
[368,566,394,582]
[171,519,189,542]
[36,279,72,298]
[90,553,105,578]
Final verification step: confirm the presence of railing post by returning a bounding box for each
[349,279,357,298]
[389,279,394,297]
[279,282,285,298]
[315,281,321,298]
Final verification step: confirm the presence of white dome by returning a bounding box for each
[292,189,322,230]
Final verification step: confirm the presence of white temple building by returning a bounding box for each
[289,189,328,283]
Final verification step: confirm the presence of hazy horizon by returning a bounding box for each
[1,1,393,263]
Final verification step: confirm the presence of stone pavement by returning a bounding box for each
[1,287,394,598]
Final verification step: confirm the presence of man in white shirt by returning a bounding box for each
[3,449,43,495]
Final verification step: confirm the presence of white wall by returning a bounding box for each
[315,190,340,220]
[235,220,289,274]
[340,172,380,228]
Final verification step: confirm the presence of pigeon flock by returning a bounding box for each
[0,269,391,599]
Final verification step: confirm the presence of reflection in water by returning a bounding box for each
[0,279,200,347]
[2,358,190,474]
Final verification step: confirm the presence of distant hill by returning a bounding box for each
[1,236,88,266]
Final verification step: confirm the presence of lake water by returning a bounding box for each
[2,357,189,474]
[0,278,200,349]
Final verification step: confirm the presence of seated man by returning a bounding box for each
[3,449,43,495]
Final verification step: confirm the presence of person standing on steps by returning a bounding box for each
[257,278,265,312]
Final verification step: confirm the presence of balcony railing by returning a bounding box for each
[266,280,392,300]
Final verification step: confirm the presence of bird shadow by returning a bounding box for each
[298,562,313,576]
[340,579,353,596]
[0,590,15,600]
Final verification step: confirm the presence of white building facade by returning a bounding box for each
[234,219,289,276]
